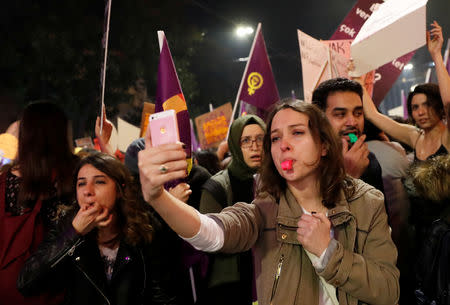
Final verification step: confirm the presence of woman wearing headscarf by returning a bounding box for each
[198,114,266,305]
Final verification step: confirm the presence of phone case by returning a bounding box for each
[148,109,180,147]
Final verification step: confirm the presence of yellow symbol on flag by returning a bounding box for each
[247,72,263,95]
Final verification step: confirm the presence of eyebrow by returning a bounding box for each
[77,175,107,181]
[331,106,363,112]
[271,123,306,134]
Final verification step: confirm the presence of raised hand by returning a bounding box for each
[138,129,188,203]
[95,105,115,156]
[169,183,192,203]
[427,21,444,61]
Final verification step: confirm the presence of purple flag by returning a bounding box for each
[190,119,200,152]
[155,31,191,160]
[331,0,415,106]
[233,23,279,121]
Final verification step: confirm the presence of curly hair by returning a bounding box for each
[74,152,154,246]
[258,99,354,208]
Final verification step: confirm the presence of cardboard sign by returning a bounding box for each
[298,30,332,102]
[74,137,94,149]
[118,117,140,152]
[140,102,155,137]
[322,39,353,58]
[350,0,428,76]
[195,103,232,149]
[298,31,351,102]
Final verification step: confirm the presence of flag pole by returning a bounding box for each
[99,0,112,136]
[227,23,262,139]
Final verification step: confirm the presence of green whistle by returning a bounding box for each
[348,133,358,144]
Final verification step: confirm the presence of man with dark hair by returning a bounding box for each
[312,77,385,194]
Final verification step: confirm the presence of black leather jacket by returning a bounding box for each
[17,210,177,305]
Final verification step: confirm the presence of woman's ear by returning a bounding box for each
[321,143,328,157]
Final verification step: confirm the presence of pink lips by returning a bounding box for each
[281,160,293,171]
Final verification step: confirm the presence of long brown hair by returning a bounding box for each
[74,152,154,245]
[258,99,354,208]
[14,101,77,205]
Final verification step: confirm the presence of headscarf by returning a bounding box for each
[227,114,266,180]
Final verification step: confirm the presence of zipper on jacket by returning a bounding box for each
[270,254,284,305]
[75,264,111,305]
[50,238,84,268]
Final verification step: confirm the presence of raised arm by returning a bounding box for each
[138,132,200,238]
[360,80,418,147]
[428,21,450,107]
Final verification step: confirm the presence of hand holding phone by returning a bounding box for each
[148,109,180,147]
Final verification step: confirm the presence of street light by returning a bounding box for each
[235,25,254,38]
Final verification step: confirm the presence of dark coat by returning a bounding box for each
[17,211,177,305]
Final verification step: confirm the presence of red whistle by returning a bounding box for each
[281,160,293,171]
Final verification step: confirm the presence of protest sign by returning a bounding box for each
[118,117,140,152]
[351,0,428,76]
[331,0,416,105]
[195,103,232,149]
[298,31,351,102]
[140,102,155,137]
[322,39,353,57]
[74,137,94,149]
[298,30,332,102]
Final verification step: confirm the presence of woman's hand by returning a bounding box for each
[72,203,111,235]
[297,213,331,257]
[95,105,115,156]
[427,21,444,61]
[138,131,188,204]
[169,183,192,203]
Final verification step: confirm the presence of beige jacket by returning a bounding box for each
[210,178,399,305]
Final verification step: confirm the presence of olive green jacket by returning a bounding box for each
[209,178,400,305]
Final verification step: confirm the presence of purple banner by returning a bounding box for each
[331,0,415,106]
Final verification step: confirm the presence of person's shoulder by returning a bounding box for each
[347,178,384,208]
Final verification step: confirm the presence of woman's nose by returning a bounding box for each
[280,137,291,151]
[84,183,94,196]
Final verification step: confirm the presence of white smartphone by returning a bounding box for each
[148,109,180,147]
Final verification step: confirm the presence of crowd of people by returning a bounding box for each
[0,21,449,305]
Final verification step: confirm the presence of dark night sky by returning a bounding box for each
[184,0,450,113]
[1,0,449,128]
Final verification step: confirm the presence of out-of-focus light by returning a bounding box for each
[235,26,254,38]
[404,63,413,70]
[410,84,417,91]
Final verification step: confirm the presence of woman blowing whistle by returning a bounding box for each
[138,99,399,305]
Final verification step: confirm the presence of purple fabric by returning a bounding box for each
[330,0,415,106]
[155,32,191,158]
[239,26,280,111]
[190,119,200,152]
